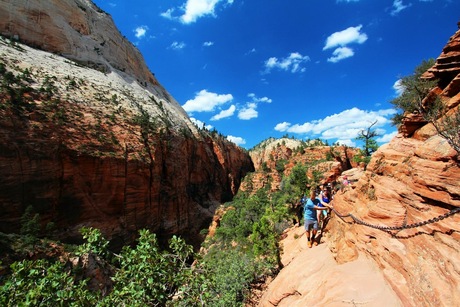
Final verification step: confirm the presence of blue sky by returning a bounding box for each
[93,0,460,149]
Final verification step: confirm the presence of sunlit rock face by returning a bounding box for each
[256,25,460,307]
[0,0,254,247]
[326,26,460,306]
[0,0,160,89]
[246,138,359,192]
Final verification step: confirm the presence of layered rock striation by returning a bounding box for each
[257,25,460,307]
[246,137,358,192]
[0,0,253,247]
[325,26,460,306]
[0,0,159,89]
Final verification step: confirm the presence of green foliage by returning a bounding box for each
[274,159,287,173]
[19,206,40,245]
[261,161,270,172]
[288,163,308,194]
[76,227,109,258]
[390,59,436,125]
[389,58,460,155]
[0,259,98,306]
[104,230,193,306]
[424,95,460,155]
[0,61,36,111]
[354,120,379,164]
[431,105,460,155]
[0,228,200,306]
[202,248,255,306]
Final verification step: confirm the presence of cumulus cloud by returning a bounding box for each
[323,25,368,50]
[134,26,148,39]
[323,25,367,63]
[274,122,291,132]
[181,0,220,23]
[236,93,273,120]
[391,0,411,16]
[264,52,310,73]
[238,103,258,120]
[377,131,398,143]
[182,89,233,113]
[203,41,214,47]
[227,135,246,146]
[170,41,186,50]
[211,105,236,120]
[190,117,213,130]
[327,47,354,63]
[162,0,233,24]
[274,107,397,145]
[160,8,175,20]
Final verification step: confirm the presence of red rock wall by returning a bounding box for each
[327,26,460,306]
[0,113,253,247]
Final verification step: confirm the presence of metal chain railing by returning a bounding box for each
[330,206,460,233]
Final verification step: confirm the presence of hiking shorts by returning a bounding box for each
[304,219,318,231]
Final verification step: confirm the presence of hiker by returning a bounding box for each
[319,185,332,223]
[293,194,306,226]
[304,189,331,248]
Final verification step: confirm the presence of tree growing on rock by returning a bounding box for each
[354,120,380,165]
[390,59,460,156]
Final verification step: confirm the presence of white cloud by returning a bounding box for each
[211,105,236,120]
[264,52,310,73]
[274,107,397,143]
[323,25,367,63]
[238,103,258,120]
[236,93,272,120]
[134,26,148,39]
[393,79,405,96]
[178,0,233,24]
[323,25,368,50]
[160,8,175,20]
[190,117,213,130]
[391,0,411,16]
[248,93,272,104]
[170,41,186,50]
[274,122,291,132]
[203,41,214,47]
[336,139,357,147]
[182,89,233,113]
[376,131,398,143]
[327,47,354,63]
[227,135,246,146]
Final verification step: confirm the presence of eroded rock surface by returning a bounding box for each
[0,0,253,247]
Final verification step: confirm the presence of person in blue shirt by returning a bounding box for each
[304,189,331,248]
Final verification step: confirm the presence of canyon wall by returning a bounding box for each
[0,0,253,247]
[246,138,358,192]
[325,26,460,306]
[0,0,160,90]
[257,24,460,307]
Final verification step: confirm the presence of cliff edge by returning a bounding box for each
[257,25,460,306]
[0,0,254,247]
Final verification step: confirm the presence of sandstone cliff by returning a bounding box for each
[0,0,161,91]
[257,26,460,306]
[245,137,358,193]
[0,0,253,247]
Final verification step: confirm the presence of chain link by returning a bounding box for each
[331,206,460,233]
